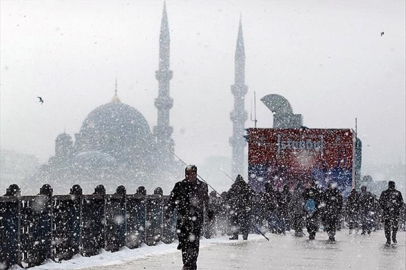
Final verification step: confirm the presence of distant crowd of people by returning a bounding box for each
[204,178,405,247]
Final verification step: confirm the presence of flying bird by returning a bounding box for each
[37,96,44,104]
[381,32,384,36]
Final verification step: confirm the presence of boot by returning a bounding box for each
[392,229,397,244]
[392,235,397,245]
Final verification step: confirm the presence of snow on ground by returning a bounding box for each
[10,230,406,270]
[12,234,264,270]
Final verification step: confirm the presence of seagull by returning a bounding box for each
[381,32,384,36]
[37,96,44,104]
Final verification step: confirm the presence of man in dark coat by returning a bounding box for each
[204,191,219,239]
[166,165,209,270]
[322,182,343,242]
[226,174,253,240]
[345,189,360,234]
[358,186,375,235]
[302,180,322,240]
[379,181,404,246]
[278,185,292,234]
[264,182,281,234]
[291,182,305,237]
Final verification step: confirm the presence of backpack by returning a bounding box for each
[304,198,317,214]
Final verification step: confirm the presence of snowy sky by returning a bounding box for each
[1,0,405,169]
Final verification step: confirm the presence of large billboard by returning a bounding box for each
[247,128,356,197]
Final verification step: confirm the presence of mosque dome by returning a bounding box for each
[75,99,156,164]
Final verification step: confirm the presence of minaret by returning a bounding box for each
[153,2,174,166]
[111,78,121,103]
[229,18,248,178]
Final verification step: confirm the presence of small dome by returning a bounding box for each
[72,151,117,168]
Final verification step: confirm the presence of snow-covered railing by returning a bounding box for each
[0,187,178,270]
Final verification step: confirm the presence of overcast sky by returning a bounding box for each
[1,0,405,173]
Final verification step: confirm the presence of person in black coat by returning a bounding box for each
[379,181,404,246]
[166,165,209,270]
[204,191,219,239]
[278,185,292,234]
[302,180,322,240]
[322,182,343,242]
[226,175,253,240]
[264,182,281,234]
[358,186,375,235]
[291,182,305,237]
[346,189,360,234]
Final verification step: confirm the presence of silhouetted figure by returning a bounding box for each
[302,180,322,240]
[166,165,209,270]
[381,32,384,36]
[204,190,219,239]
[264,183,281,234]
[359,186,375,235]
[379,181,404,246]
[346,189,360,234]
[278,185,292,234]
[37,96,44,104]
[322,182,343,243]
[291,182,305,237]
[226,175,253,240]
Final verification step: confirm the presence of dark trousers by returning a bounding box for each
[178,228,201,270]
[361,210,372,234]
[324,215,339,239]
[384,217,399,242]
[292,213,304,233]
[347,213,359,230]
[305,215,318,239]
[230,211,250,238]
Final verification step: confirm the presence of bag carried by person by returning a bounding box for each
[304,198,317,215]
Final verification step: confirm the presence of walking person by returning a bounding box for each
[379,181,404,247]
[264,183,281,234]
[278,185,292,234]
[302,180,322,240]
[291,182,305,237]
[346,189,360,234]
[358,186,375,235]
[204,191,219,239]
[166,165,209,270]
[226,175,253,240]
[322,182,343,243]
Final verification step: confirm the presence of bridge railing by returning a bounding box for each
[0,187,181,270]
